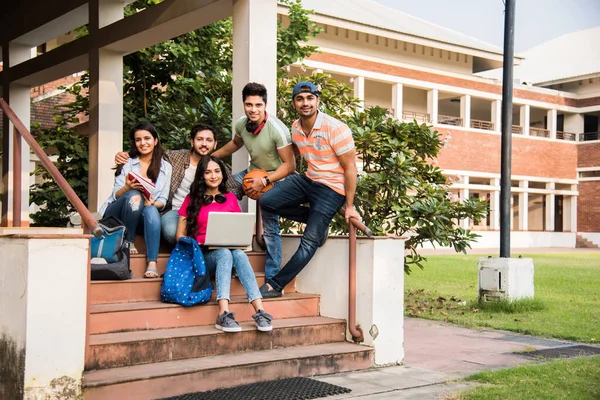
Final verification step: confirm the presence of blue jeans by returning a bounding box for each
[234,170,282,281]
[104,190,161,262]
[259,174,345,292]
[203,248,262,302]
[161,209,180,244]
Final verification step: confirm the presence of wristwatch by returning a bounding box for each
[265,176,271,186]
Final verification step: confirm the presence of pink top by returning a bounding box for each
[178,192,241,244]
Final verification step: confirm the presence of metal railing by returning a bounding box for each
[255,204,371,343]
[401,110,430,123]
[556,131,577,141]
[579,132,600,141]
[438,114,463,126]
[529,127,550,138]
[512,125,523,134]
[470,119,495,131]
[0,99,101,236]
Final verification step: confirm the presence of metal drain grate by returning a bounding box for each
[518,345,600,359]
[160,377,352,400]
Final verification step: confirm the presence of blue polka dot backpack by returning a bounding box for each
[160,236,213,306]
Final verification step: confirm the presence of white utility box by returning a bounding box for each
[478,257,534,302]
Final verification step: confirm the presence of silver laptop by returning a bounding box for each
[204,212,256,249]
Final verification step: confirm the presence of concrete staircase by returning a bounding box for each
[83,250,373,399]
[575,234,599,249]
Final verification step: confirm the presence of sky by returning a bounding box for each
[371,0,600,53]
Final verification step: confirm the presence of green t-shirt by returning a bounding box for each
[234,114,292,172]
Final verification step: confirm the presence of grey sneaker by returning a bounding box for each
[252,309,273,332]
[215,311,242,333]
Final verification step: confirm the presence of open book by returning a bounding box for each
[127,171,155,199]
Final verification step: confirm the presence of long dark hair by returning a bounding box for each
[116,122,164,183]
[185,155,230,238]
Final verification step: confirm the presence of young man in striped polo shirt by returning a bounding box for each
[258,81,360,298]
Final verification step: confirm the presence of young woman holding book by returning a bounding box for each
[176,155,272,332]
[99,122,172,278]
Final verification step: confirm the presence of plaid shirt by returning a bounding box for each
[163,149,243,209]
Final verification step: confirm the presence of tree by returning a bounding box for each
[29,82,89,227]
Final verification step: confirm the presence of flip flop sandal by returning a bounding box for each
[144,268,159,278]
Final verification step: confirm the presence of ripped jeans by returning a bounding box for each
[104,189,161,262]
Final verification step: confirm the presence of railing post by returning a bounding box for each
[12,126,22,227]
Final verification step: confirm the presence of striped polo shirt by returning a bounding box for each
[292,111,355,195]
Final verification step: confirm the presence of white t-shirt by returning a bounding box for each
[171,164,197,210]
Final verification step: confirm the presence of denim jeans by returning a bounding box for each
[203,248,262,302]
[259,174,345,292]
[161,209,180,244]
[234,170,282,281]
[104,190,161,262]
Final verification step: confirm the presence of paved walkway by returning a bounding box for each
[316,318,578,399]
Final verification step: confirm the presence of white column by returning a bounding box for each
[427,89,438,124]
[520,105,530,136]
[460,176,470,229]
[490,178,500,230]
[569,186,577,232]
[391,83,403,120]
[565,114,584,142]
[460,94,471,128]
[547,109,557,140]
[8,44,34,226]
[545,182,555,231]
[232,0,277,212]
[491,100,502,132]
[353,76,365,111]
[88,0,125,212]
[518,181,528,231]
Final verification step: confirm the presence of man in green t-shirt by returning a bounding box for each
[213,82,296,282]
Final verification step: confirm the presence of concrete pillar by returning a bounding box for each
[88,0,125,212]
[353,76,365,111]
[460,94,471,128]
[520,105,530,135]
[491,100,502,132]
[547,109,557,140]
[518,181,528,231]
[391,83,403,120]
[545,182,555,231]
[427,89,438,124]
[0,232,89,399]
[490,178,500,230]
[232,0,277,212]
[568,187,577,232]
[2,44,34,226]
[460,176,470,229]
[565,114,584,142]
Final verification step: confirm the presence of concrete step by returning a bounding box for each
[90,274,296,305]
[130,251,266,277]
[82,342,373,400]
[89,293,320,334]
[575,235,599,249]
[86,316,346,370]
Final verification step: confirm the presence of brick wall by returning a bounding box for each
[436,127,577,179]
[578,181,600,232]
[577,142,600,168]
[31,91,78,128]
[308,52,600,108]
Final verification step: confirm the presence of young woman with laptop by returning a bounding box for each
[99,122,172,279]
[176,155,273,332]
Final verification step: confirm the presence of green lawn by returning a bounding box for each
[404,253,600,342]
[456,357,600,400]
